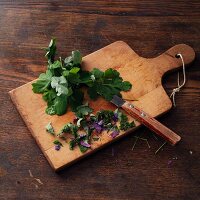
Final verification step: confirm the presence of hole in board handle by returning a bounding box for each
[175,54,181,58]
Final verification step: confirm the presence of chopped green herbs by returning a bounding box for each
[46,108,135,153]
[58,122,79,138]
[32,39,132,116]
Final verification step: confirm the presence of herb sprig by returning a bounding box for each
[32,39,132,116]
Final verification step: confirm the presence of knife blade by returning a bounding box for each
[111,95,181,145]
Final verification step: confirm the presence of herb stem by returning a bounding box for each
[145,139,151,149]
[131,136,138,150]
[134,136,147,141]
[155,141,167,155]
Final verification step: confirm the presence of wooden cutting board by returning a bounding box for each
[9,41,195,171]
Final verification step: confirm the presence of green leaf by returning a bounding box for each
[62,70,70,77]
[48,60,62,70]
[51,76,67,87]
[64,50,82,70]
[53,94,68,115]
[75,103,93,118]
[87,68,132,101]
[53,140,63,146]
[72,50,82,65]
[45,94,68,116]
[69,67,80,74]
[56,85,69,96]
[45,105,56,115]
[42,89,57,102]
[87,86,99,100]
[69,140,76,150]
[121,81,132,91]
[58,123,79,137]
[45,122,55,135]
[104,68,120,79]
[91,68,104,79]
[79,71,94,86]
[67,73,81,84]
[68,89,84,112]
[32,70,52,93]
[51,76,70,96]
[117,110,135,131]
[64,56,72,66]
[79,145,88,153]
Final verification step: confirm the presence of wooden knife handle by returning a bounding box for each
[122,101,181,145]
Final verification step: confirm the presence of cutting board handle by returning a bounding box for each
[150,44,195,76]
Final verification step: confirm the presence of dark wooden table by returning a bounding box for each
[0,1,199,200]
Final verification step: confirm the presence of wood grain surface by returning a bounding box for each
[0,1,199,199]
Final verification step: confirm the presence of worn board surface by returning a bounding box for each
[9,41,195,170]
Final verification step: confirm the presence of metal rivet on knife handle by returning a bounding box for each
[129,104,134,108]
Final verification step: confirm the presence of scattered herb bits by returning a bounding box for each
[45,108,135,153]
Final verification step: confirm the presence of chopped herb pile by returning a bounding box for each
[32,39,132,116]
[47,107,135,153]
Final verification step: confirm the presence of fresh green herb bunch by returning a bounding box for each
[32,39,132,116]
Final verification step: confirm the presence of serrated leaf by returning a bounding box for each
[91,68,104,79]
[72,50,81,65]
[104,68,120,79]
[120,81,132,91]
[87,68,132,101]
[32,70,52,93]
[75,103,93,118]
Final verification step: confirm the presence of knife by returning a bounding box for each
[111,95,181,145]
